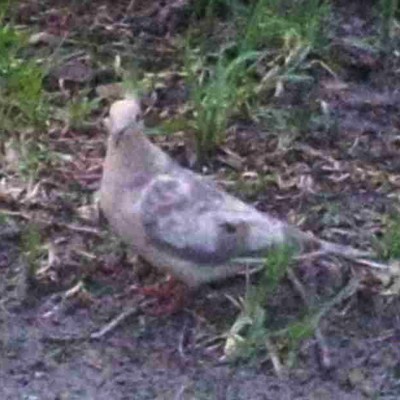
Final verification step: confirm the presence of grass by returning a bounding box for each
[192,0,244,19]
[0,25,48,133]
[376,215,400,260]
[65,96,99,131]
[241,0,330,52]
[224,244,300,361]
[183,0,330,162]
[18,138,53,179]
[20,223,44,282]
[233,172,276,201]
[185,47,259,161]
[0,14,51,180]
[223,242,359,368]
[380,0,399,54]
[253,105,333,151]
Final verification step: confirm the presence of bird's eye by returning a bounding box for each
[222,223,237,234]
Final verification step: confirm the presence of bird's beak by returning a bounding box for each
[103,116,112,133]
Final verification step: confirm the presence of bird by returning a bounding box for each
[99,98,370,313]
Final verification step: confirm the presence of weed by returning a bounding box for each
[225,245,351,369]
[376,215,400,260]
[188,60,233,160]
[0,212,7,225]
[0,11,51,180]
[233,173,275,201]
[0,25,47,133]
[224,241,351,367]
[192,0,243,19]
[183,0,330,162]
[272,312,319,368]
[66,96,100,131]
[224,244,297,360]
[242,0,330,52]
[380,0,399,54]
[19,139,53,179]
[185,47,259,161]
[256,102,337,149]
[20,223,44,281]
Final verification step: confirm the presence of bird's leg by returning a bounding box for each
[132,276,190,316]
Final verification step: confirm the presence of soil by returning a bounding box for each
[1,1,400,399]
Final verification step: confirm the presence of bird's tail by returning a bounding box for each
[284,225,373,260]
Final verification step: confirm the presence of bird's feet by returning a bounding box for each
[131,276,190,316]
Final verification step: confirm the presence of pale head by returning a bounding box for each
[104,98,142,137]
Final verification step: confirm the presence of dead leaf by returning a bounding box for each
[276,175,298,190]
[297,175,315,193]
[29,31,60,47]
[4,139,21,172]
[217,146,244,171]
[242,171,259,180]
[321,79,349,92]
[54,59,93,84]
[76,203,100,224]
[95,83,125,100]
[380,261,400,296]
[0,178,25,201]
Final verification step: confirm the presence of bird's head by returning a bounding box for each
[103,97,143,145]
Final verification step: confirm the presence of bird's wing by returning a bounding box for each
[140,170,288,265]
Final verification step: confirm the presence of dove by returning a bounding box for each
[99,98,370,310]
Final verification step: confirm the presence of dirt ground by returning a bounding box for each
[1,1,400,399]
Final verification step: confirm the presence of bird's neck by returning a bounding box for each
[103,129,170,180]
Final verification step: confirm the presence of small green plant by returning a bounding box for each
[188,58,235,160]
[185,47,259,162]
[0,10,51,181]
[273,312,320,368]
[254,106,321,150]
[224,244,297,360]
[192,0,243,19]
[242,0,330,51]
[19,139,53,179]
[380,0,399,54]
[233,173,276,201]
[0,25,47,133]
[376,215,400,260]
[66,96,99,131]
[20,224,44,280]
[183,0,330,163]
[224,241,353,369]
